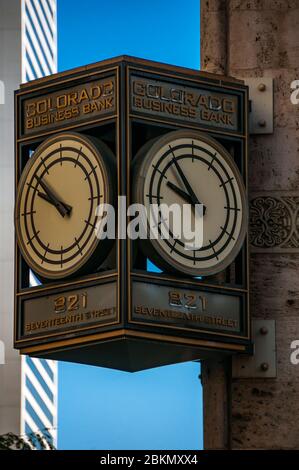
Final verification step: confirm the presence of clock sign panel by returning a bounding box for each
[134,130,247,277]
[15,132,114,280]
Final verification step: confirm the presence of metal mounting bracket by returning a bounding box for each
[232,320,276,378]
[244,78,273,134]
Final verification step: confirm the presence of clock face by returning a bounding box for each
[133,130,247,277]
[15,132,114,280]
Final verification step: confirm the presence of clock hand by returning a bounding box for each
[36,177,70,218]
[170,150,207,215]
[37,191,72,215]
[167,181,193,205]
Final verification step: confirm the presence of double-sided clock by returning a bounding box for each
[133,129,247,277]
[15,132,115,280]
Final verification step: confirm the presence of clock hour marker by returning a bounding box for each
[191,141,194,162]
[60,144,63,165]
[85,219,97,230]
[21,210,36,217]
[210,240,219,260]
[146,194,163,200]
[60,246,63,267]
[40,157,49,174]
[41,243,50,264]
[26,182,38,191]
[169,144,175,158]
[152,164,168,179]
[88,194,103,201]
[170,240,177,253]
[219,176,234,187]
[224,205,240,212]
[75,237,83,256]
[26,231,40,245]
[74,146,82,168]
[220,226,236,241]
[208,153,217,171]
[84,166,98,180]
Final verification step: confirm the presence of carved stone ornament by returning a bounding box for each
[250,192,299,252]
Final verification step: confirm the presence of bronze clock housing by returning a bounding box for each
[14,56,251,372]
[15,132,115,280]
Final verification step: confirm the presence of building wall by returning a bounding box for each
[201,0,299,449]
[0,0,58,443]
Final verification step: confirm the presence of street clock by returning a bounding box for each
[133,130,247,277]
[15,132,114,280]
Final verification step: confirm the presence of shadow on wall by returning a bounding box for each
[0,80,4,104]
[0,340,5,364]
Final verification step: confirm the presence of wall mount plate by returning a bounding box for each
[232,320,276,378]
[244,78,273,134]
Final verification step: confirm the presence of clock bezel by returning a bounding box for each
[15,131,115,281]
[133,129,248,277]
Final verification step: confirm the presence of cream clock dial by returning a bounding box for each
[15,132,114,280]
[133,130,247,277]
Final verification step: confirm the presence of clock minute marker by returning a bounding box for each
[219,176,234,187]
[220,226,236,241]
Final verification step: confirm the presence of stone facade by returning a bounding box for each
[201,0,299,449]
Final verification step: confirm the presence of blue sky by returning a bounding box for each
[57,0,202,450]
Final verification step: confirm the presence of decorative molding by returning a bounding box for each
[249,191,299,253]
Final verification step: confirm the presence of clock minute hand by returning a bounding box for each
[171,152,206,215]
[37,191,72,215]
[37,178,69,218]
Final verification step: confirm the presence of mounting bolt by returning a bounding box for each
[260,326,268,335]
[258,119,266,127]
[260,362,269,372]
[258,83,266,92]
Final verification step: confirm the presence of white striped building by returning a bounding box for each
[0,0,58,448]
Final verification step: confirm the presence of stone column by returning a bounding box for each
[201,0,299,449]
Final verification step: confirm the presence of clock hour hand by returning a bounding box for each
[167,181,193,205]
[36,177,71,217]
[37,191,72,215]
[171,152,206,215]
